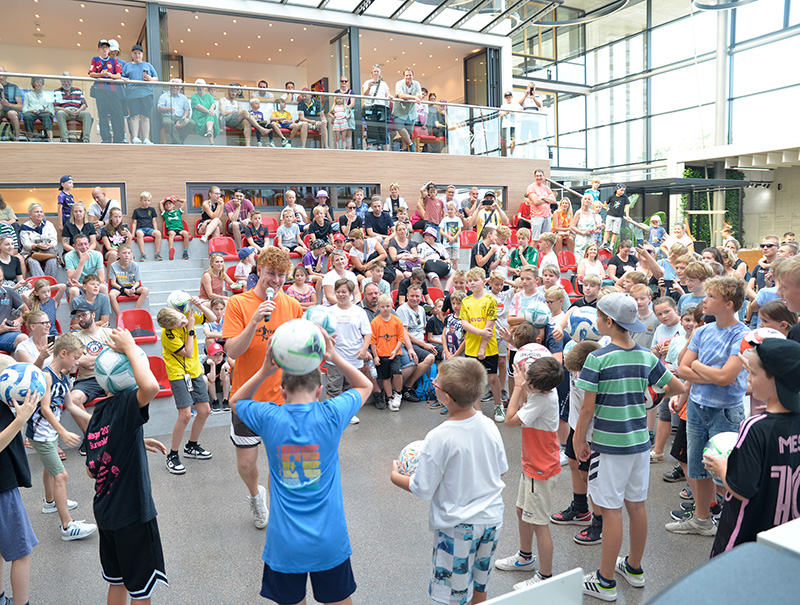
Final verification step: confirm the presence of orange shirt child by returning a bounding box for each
[370,314,405,358]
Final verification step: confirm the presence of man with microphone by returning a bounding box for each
[223,248,302,529]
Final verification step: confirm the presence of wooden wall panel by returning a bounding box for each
[0,143,549,218]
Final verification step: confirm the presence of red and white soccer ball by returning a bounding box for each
[739,327,785,354]
[514,343,551,376]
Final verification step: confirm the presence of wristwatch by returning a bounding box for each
[188,329,195,336]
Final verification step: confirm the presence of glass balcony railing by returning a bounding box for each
[0,71,550,159]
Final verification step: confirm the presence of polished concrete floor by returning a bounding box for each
[11,397,714,605]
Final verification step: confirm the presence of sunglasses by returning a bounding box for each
[347,205,356,209]
[761,243,776,248]
[340,79,348,82]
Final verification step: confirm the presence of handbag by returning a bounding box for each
[30,251,57,262]
[424,259,450,278]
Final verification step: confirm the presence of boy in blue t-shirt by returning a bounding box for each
[677,261,713,316]
[669,275,749,537]
[574,293,684,601]
[231,329,372,605]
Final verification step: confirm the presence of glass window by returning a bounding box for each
[0,185,125,217]
[731,86,800,145]
[734,0,786,42]
[651,10,716,68]
[650,105,715,160]
[557,94,586,135]
[651,0,692,28]
[587,87,610,128]
[610,34,644,80]
[364,0,405,18]
[792,0,800,26]
[650,60,716,115]
[732,36,800,97]
[588,125,611,167]
[585,0,647,50]
[557,132,587,168]
[586,45,610,86]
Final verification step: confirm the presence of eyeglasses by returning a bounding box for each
[545,299,559,304]
[432,378,451,401]
[760,243,776,248]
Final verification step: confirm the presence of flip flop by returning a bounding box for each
[58,446,67,461]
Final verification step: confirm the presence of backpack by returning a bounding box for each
[414,362,438,402]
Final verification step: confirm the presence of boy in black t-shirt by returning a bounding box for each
[707,338,800,557]
[0,386,40,605]
[85,329,169,603]
[203,342,231,413]
[601,184,630,251]
[131,191,163,262]
[243,209,270,253]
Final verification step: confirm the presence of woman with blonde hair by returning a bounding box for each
[20,203,59,277]
[571,194,598,260]
[15,310,53,369]
[61,201,98,253]
[200,251,237,301]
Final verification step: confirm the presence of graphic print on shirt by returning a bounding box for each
[278,443,321,490]
[86,424,120,497]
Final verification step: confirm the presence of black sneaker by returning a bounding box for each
[79,438,87,457]
[402,388,420,402]
[373,392,387,410]
[221,399,231,412]
[663,465,686,483]
[710,501,723,521]
[210,399,222,413]
[671,503,694,521]
[574,516,602,545]
[501,389,510,404]
[481,390,494,402]
[551,503,592,526]
[166,453,186,475]
[183,443,212,460]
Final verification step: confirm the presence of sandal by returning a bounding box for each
[649,450,664,463]
[58,446,67,461]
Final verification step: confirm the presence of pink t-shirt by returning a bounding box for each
[224,199,255,222]
[422,195,445,224]
[526,183,553,218]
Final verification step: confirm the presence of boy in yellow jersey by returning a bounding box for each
[460,267,505,422]
[156,296,217,475]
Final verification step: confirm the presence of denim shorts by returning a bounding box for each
[0,331,19,353]
[686,399,744,480]
[136,227,155,236]
[394,117,416,132]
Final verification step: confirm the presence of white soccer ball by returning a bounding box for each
[0,363,48,416]
[304,306,338,336]
[514,343,551,375]
[271,319,326,376]
[524,301,551,327]
[167,290,192,316]
[397,440,425,476]
[566,307,601,342]
[94,347,143,394]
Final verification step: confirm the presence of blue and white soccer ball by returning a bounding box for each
[304,306,338,336]
[167,290,192,316]
[94,347,143,394]
[566,307,601,342]
[0,363,47,415]
[524,301,551,328]
[271,319,326,376]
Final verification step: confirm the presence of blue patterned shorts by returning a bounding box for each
[429,522,502,605]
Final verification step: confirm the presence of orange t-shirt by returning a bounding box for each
[223,289,303,404]
[370,314,405,357]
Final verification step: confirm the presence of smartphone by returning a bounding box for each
[663,279,674,289]
[636,238,644,247]
[47,334,56,346]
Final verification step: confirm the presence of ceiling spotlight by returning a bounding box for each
[195,15,199,19]
[80,3,84,7]
[257,35,261,38]
[233,19,237,23]
[290,38,294,42]
[206,52,210,56]
[214,42,218,46]
[78,31,82,35]
[238,55,241,58]
[117,34,121,38]
[223,31,227,35]
[278,48,282,52]
[76,42,81,46]
[121,22,125,26]
[36,27,41,32]
[303,27,307,30]
[247,45,251,49]
[125,8,130,12]
[180,39,184,43]
[34,13,40,18]
[79,18,83,22]
[37,39,42,43]
[187,28,191,32]
[269,23,273,27]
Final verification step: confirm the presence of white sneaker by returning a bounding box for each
[514,572,547,590]
[349,415,360,425]
[131,136,142,144]
[495,552,537,571]
[249,485,269,529]
[42,498,77,514]
[60,519,97,541]
[560,450,569,466]
[143,138,153,145]
[493,405,505,423]
[200,234,208,243]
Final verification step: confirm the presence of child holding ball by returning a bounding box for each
[230,329,372,605]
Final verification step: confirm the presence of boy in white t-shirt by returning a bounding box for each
[440,202,463,270]
[391,357,508,605]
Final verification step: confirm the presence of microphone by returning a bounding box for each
[264,288,275,323]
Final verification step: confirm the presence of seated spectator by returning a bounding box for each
[61,202,98,255]
[283,189,308,227]
[387,222,419,285]
[348,228,388,280]
[121,44,157,144]
[415,182,445,233]
[365,196,394,244]
[0,66,23,140]
[22,77,54,142]
[0,193,19,250]
[418,226,452,291]
[296,88,328,148]
[131,191,162,262]
[396,284,437,400]
[470,224,501,273]
[87,187,121,232]
[70,274,111,328]
[286,265,317,310]
[397,268,433,307]
[660,221,694,257]
[392,206,412,238]
[20,203,59,278]
[65,233,106,299]
[248,98,271,147]
[159,195,191,261]
[198,186,225,244]
[243,209,269,252]
[200,252,237,301]
[276,208,307,256]
[338,200,363,237]
[362,260,391,296]
[303,239,329,298]
[280,81,299,103]
[0,285,27,354]
[225,188,255,249]
[157,78,194,145]
[256,80,274,100]
[99,207,132,265]
[383,183,408,219]
[0,236,24,290]
[537,232,558,268]
[551,198,574,253]
[311,190,335,224]
[191,79,220,144]
[14,310,53,368]
[606,239,638,284]
[108,244,149,316]
[331,233,351,265]
[269,98,297,148]
[234,247,257,288]
[53,71,93,143]
[577,242,606,284]
[509,227,537,278]
[322,250,360,307]
[203,297,226,346]
[308,206,334,247]
[220,84,270,147]
[203,342,231,414]
[24,277,64,336]
[68,303,113,411]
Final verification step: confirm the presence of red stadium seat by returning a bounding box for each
[506,232,519,248]
[116,309,157,345]
[598,248,613,263]
[303,233,314,249]
[149,356,173,398]
[208,237,238,262]
[459,230,478,249]
[559,278,582,303]
[391,289,398,306]
[557,250,578,272]
[263,216,279,233]
[194,218,203,238]
[25,275,57,289]
[274,236,302,259]
[109,281,140,303]
[428,287,444,303]
[160,219,192,242]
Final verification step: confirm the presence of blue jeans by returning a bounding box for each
[686,399,744,480]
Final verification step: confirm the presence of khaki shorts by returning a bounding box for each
[515,472,555,525]
[31,439,66,476]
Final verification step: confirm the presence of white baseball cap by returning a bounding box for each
[597,293,645,333]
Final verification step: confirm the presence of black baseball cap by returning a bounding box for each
[754,339,800,413]
[131,44,143,52]
[71,302,94,316]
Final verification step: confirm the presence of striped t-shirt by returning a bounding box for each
[576,343,671,455]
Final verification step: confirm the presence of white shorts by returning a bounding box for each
[515,473,555,526]
[605,216,623,235]
[446,246,459,260]
[587,451,649,509]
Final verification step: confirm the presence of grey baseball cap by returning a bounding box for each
[597,293,645,333]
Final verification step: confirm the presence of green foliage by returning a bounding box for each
[681,167,744,244]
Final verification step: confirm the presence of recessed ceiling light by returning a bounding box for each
[268,58,271,61]
[257,35,261,38]
[36,27,41,32]
[37,39,42,43]
[429,54,432,58]
[412,63,416,66]
[290,38,294,42]
[76,43,81,47]
[180,39,184,43]
[373,47,376,51]
[421,73,425,76]
[206,52,210,56]
[173,49,177,53]
[195,15,199,19]
[117,34,121,38]
[125,8,130,12]
[80,3,84,7]
[303,27,307,30]
[390,37,393,41]
[79,18,83,22]
[438,66,441,69]
[247,45,251,49]
[34,14,40,18]
[233,19,237,23]
[223,31,227,35]
[187,28,191,32]
[402,51,406,54]
[359,33,362,37]
[269,23,273,27]
[121,22,125,26]
[78,31,82,35]
[419,42,423,45]
[214,42,218,46]
[237,55,241,58]
[278,48,282,52]
[447,45,451,49]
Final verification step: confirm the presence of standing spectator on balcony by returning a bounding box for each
[225,188,255,249]
[267,98,295,148]
[88,39,125,144]
[393,68,422,153]
[329,95,351,150]
[121,44,157,145]
[499,91,516,156]
[362,65,391,151]
[22,77,54,143]
[525,169,556,241]
[191,79,219,145]
[334,75,355,149]
[220,85,269,147]
[88,187,121,231]
[517,82,542,158]
[296,88,328,149]
[425,92,447,153]
[157,78,194,145]
[0,66,23,141]
[53,72,92,143]
[20,203,59,278]
[417,87,429,127]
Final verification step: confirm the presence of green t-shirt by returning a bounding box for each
[162,208,183,232]
[510,245,538,270]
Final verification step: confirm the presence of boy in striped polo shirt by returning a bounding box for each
[573,293,685,602]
